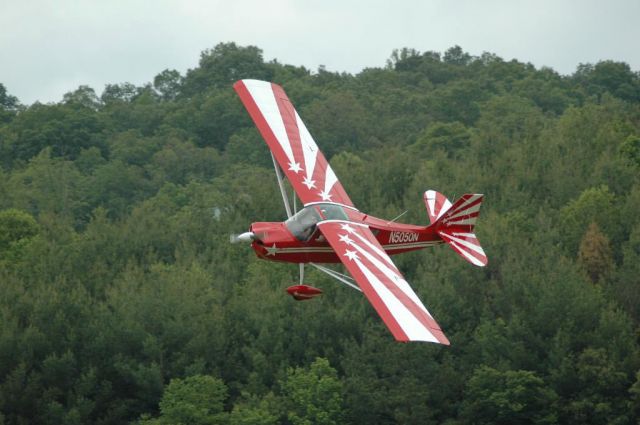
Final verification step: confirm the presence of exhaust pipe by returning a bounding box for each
[230,231,255,244]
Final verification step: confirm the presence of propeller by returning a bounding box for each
[230,231,255,244]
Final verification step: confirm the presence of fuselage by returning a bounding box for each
[249,202,444,263]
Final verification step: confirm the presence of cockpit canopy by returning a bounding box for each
[285,203,350,241]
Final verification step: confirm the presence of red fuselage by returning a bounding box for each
[249,202,444,263]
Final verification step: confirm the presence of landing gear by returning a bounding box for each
[286,284,323,300]
[286,263,323,301]
[285,262,361,301]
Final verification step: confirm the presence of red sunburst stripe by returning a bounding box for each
[424,190,450,223]
[234,79,354,207]
[362,255,448,342]
[447,241,487,266]
[319,221,450,344]
[349,273,409,341]
[271,85,307,173]
[434,192,448,218]
[446,196,483,219]
[438,231,487,266]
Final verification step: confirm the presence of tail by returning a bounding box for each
[424,190,488,267]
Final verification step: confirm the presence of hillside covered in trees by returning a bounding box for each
[1,42,640,424]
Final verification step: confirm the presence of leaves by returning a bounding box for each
[461,366,558,425]
[578,222,613,283]
[1,43,640,424]
[281,358,344,425]
[157,375,228,425]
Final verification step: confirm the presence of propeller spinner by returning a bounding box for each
[229,231,255,244]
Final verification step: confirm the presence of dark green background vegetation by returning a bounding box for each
[1,42,640,424]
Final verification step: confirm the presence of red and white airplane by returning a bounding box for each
[231,79,487,344]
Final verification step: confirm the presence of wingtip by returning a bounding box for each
[234,79,277,89]
[394,330,450,345]
[433,329,451,346]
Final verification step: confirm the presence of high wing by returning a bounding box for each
[234,79,354,207]
[317,221,450,344]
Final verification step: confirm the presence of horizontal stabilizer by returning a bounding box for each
[438,230,487,267]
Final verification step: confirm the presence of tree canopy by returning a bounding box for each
[1,42,640,424]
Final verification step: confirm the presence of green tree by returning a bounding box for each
[6,149,86,220]
[0,208,39,253]
[575,60,640,102]
[146,375,228,425]
[559,185,617,255]
[554,348,632,424]
[461,366,558,425]
[619,135,640,168]
[101,82,139,104]
[0,83,20,123]
[302,90,369,156]
[154,69,183,101]
[229,393,280,425]
[387,47,422,71]
[0,208,39,269]
[578,222,613,283]
[106,130,158,166]
[182,42,273,95]
[8,102,106,160]
[281,358,344,425]
[63,85,101,110]
[613,223,640,321]
[443,45,472,66]
[0,83,19,110]
[411,121,471,158]
[430,78,486,125]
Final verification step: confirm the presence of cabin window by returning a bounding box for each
[285,206,322,241]
[285,203,350,241]
[317,204,349,221]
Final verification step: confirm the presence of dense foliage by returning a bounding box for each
[1,42,640,424]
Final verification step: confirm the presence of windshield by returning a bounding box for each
[285,203,350,241]
[285,206,322,241]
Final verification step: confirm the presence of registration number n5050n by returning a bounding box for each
[388,231,419,244]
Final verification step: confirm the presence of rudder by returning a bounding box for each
[424,190,452,224]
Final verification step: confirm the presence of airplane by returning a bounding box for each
[230,79,487,344]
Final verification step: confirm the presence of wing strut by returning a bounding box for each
[309,263,362,293]
[271,152,292,218]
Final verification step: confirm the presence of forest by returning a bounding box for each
[1,42,640,424]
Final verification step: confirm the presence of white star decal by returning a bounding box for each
[303,176,316,189]
[319,190,333,201]
[344,249,359,261]
[340,223,356,234]
[288,161,302,174]
[265,244,278,256]
[339,234,354,245]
